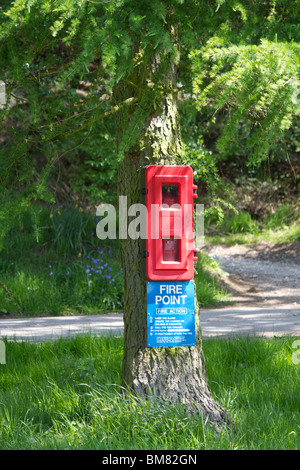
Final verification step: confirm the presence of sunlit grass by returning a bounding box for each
[205,200,300,246]
[195,253,230,307]
[0,334,299,450]
[206,222,300,246]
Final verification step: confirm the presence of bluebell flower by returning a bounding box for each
[49,272,53,276]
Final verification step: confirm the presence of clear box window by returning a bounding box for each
[162,184,178,206]
[162,238,179,262]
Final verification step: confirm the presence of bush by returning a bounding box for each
[223,211,258,234]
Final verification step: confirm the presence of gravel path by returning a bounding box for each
[196,242,300,338]
[204,243,300,308]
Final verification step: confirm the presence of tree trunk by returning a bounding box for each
[115,41,230,429]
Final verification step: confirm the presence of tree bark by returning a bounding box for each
[115,38,230,429]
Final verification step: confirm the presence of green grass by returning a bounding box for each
[0,334,299,449]
[195,254,230,307]
[206,201,300,246]
[207,222,300,246]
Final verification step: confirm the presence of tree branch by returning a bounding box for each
[61,96,138,138]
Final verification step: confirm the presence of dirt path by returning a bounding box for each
[204,242,300,308]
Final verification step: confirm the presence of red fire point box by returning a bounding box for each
[144,165,198,281]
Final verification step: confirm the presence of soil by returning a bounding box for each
[204,241,300,308]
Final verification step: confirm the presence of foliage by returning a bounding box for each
[191,39,300,164]
[223,210,258,234]
[0,1,299,245]
[195,253,229,307]
[49,203,95,256]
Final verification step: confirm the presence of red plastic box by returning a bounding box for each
[145,165,198,281]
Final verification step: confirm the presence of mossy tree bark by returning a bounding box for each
[115,32,230,428]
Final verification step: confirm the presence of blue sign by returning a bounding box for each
[147,280,195,348]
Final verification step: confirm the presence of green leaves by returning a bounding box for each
[0,0,299,251]
[191,38,300,163]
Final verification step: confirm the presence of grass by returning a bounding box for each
[205,201,300,246]
[0,334,299,450]
[195,253,230,307]
[207,221,300,246]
